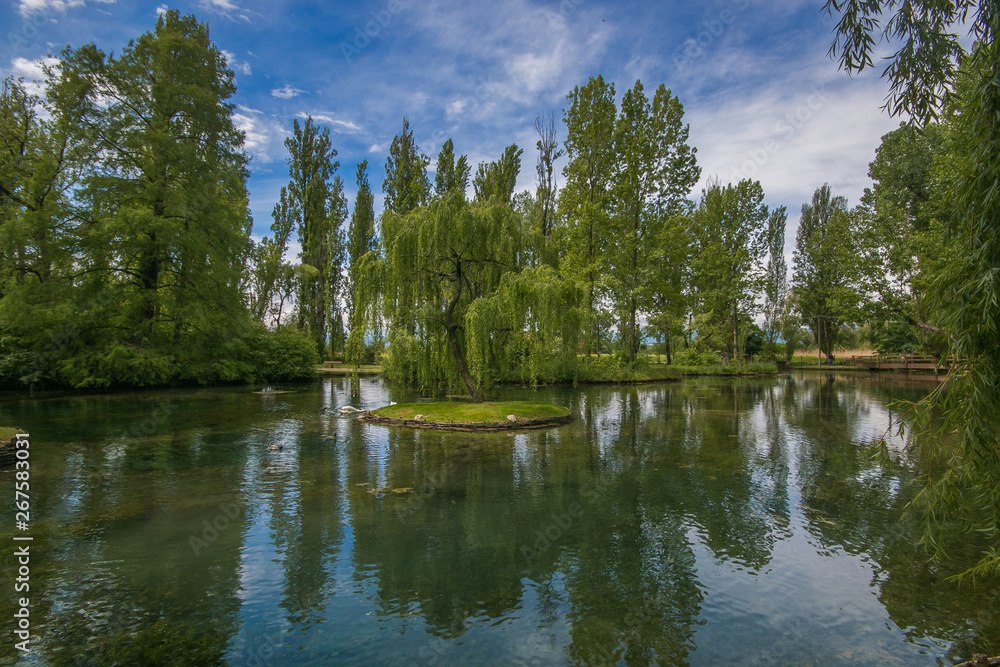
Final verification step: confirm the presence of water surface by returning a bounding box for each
[1,374,997,665]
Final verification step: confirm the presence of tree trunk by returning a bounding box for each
[444,263,484,402]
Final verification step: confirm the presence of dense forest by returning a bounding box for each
[0,10,961,393]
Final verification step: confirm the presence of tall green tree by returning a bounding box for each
[690,179,769,365]
[433,138,470,198]
[0,74,92,385]
[762,206,788,358]
[792,184,858,364]
[383,117,429,215]
[825,0,1000,577]
[283,116,346,359]
[249,186,295,323]
[609,80,700,364]
[854,123,950,353]
[532,113,563,267]
[473,144,523,205]
[559,75,617,356]
[52,10,252,386]
[345,160,378,366]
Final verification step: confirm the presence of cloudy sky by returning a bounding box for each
[2,0,904,247]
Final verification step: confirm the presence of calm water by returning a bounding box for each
[1,374,998,665]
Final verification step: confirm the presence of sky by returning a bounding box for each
[1,0,906,256]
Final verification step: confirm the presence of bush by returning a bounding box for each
[672,347,722,366]
[242,324,318,383]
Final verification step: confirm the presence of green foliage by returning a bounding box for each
[346,160,379,367]
[285,116,347,358]
[1,10,256,389]
[609,81,700,365]
[690,178,769,365]
[792,184,859,362]
[473,144,523,205]
[827,0,1000,577]
[242,324,319,382]
[672,347,722,367]
[383,117,429,214]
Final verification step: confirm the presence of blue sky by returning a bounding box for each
[2,0,903,254]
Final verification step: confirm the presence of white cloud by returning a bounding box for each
[301,113,362,134]
[17,0,83,17]
[220,50,252,76]
[197,0,251,22]
[7,56,60,98]
[271,84,305,100]
[155,4,169,15]
[232,106,288,164]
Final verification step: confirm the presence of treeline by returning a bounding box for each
[0,10,961,393]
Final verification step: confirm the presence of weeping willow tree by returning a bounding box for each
[826,0,1000,577]
[377,188,580,401]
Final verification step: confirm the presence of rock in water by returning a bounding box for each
[268,444,282,451]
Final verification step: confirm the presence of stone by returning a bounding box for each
[506,414,517,422]
[414,414,424,421]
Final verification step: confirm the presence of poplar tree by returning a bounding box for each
[762,206,788,358]
[345,160,378,366]
[433,138,470,197]
[283,116,346,359]
[792,184,858,364]
[383,117,429,214]
[609,80,699,364]
[690,179,769,365]
[559,75,617,356]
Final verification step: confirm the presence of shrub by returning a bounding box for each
[242,324,318,383]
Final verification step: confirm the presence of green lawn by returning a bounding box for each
[371,401,571,424]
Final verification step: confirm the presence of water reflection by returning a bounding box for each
[0,374,997,665]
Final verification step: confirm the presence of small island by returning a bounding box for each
[361,401,572,431]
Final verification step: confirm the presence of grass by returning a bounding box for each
[0,427,21,442]
[371,401,571,424]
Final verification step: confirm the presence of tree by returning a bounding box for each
[378,191,524,402]
[792,184,858,364]
[558,75,617,357]
[473,144,523,205]
[433,138,470,197]
[383,117,429,215]
[762,206,788,359]
[532,114,563,267]
[345,160,378,366]
[690,179,769,365]
[249,186,295,324]
[0,74,91,386]
[45,10,253,386]
[825,0,1000,577]
[609,80,700,365]
[282,116,346,359]
[853,123,949,353]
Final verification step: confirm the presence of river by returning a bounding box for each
[0,373,997,665]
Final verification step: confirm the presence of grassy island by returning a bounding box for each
[363,401,572,431]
